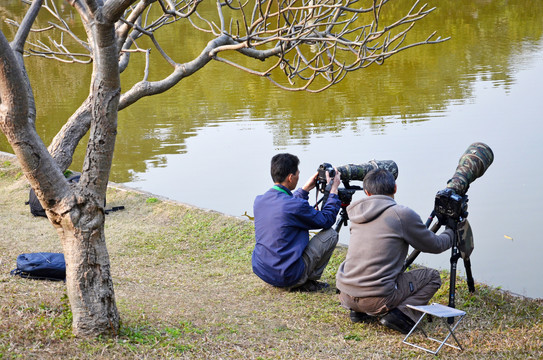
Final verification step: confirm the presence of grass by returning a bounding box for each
[0,155,542,359]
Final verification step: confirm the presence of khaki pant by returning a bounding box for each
[339,267,441,322]
[291,228,339,288]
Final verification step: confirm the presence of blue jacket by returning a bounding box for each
[252,185,341,287]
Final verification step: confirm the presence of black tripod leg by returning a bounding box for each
[334,208,349,233]
[464,257,475,293]
[448,243,460,324]
[335,218,344,233]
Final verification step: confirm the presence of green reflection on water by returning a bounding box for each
[1,0,542,182]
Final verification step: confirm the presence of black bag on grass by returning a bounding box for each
[25,174,122,216]
[27,175,81,217]
[10,252,66,281]
[27,187,46,217]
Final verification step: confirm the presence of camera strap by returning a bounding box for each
[319,181,333,209]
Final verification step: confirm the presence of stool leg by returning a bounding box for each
[444,315,465,350]
[403,313,426,340]
[433,315,465,354]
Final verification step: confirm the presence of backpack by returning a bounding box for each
[27,174,81,217]
[25,174,123,216]
[10,252,66,281]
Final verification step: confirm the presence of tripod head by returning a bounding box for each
[313,180,363,233]
[333,186,364,233]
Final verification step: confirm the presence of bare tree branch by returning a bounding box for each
[9,0,449,169]
[12,0,448,95]
[103,0,139,23]
[11,0,44,54]
[119,33,233,108]
[0,29,69,208]
[7,0,43,127]
[48,98,93,171]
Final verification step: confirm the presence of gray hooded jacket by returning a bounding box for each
[336,195,453,298]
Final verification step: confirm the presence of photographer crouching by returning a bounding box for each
[336,169,455,334]
[252,153,342,292]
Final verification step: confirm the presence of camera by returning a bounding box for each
[317,160,399,191]
[434,142,493,221]
[314,160,399,232]
[434,188,468,220]
[316,160,399,205]
[405,142,493,307]
[317,162,335,187]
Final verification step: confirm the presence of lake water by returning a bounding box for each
[1,0,542,298]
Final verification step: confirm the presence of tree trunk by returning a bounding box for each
[54,10,123,336]
[1,22,120,337]
[55,201,119,337]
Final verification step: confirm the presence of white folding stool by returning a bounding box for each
[402,303,466,355]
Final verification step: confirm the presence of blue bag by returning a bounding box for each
[10,252,66,281]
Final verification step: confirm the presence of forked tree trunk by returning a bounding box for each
[0,2,123,336]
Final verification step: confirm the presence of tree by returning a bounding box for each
[0,0,447,337]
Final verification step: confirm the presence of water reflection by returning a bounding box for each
[3,0,542,182]
[1,1,543,298]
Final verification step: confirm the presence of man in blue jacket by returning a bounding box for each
[252,153,342,292]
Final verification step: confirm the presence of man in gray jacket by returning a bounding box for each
[336,169,454,334]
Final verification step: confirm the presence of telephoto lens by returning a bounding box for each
[446,142,494,196]
[337,160,398,182]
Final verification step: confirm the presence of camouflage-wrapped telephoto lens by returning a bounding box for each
[446,142,494,196]
[337,160,399,182]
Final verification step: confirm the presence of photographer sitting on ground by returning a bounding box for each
[336,169,454,333]
[252,153,342,292]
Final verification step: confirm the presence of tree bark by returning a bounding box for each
[48,98,92,172]
[56,196,119,337]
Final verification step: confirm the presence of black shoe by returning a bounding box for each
[290,280,330,293]
[350,310,374,323]
[379,308,416,334]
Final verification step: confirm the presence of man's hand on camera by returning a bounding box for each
[302,172,318,192]
[328,169,341,195]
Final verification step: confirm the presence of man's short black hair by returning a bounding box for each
[271,153,299,183]
[363,169,396,195]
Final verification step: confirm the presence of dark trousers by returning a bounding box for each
[339,267,442,322]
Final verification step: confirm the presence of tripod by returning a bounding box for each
[333,197,353,233]
[314,183,362,234]
[403,207,475,322]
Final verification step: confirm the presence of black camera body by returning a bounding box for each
[317,163,335,185]
[316,163,360,205]
[434,188,468,221]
